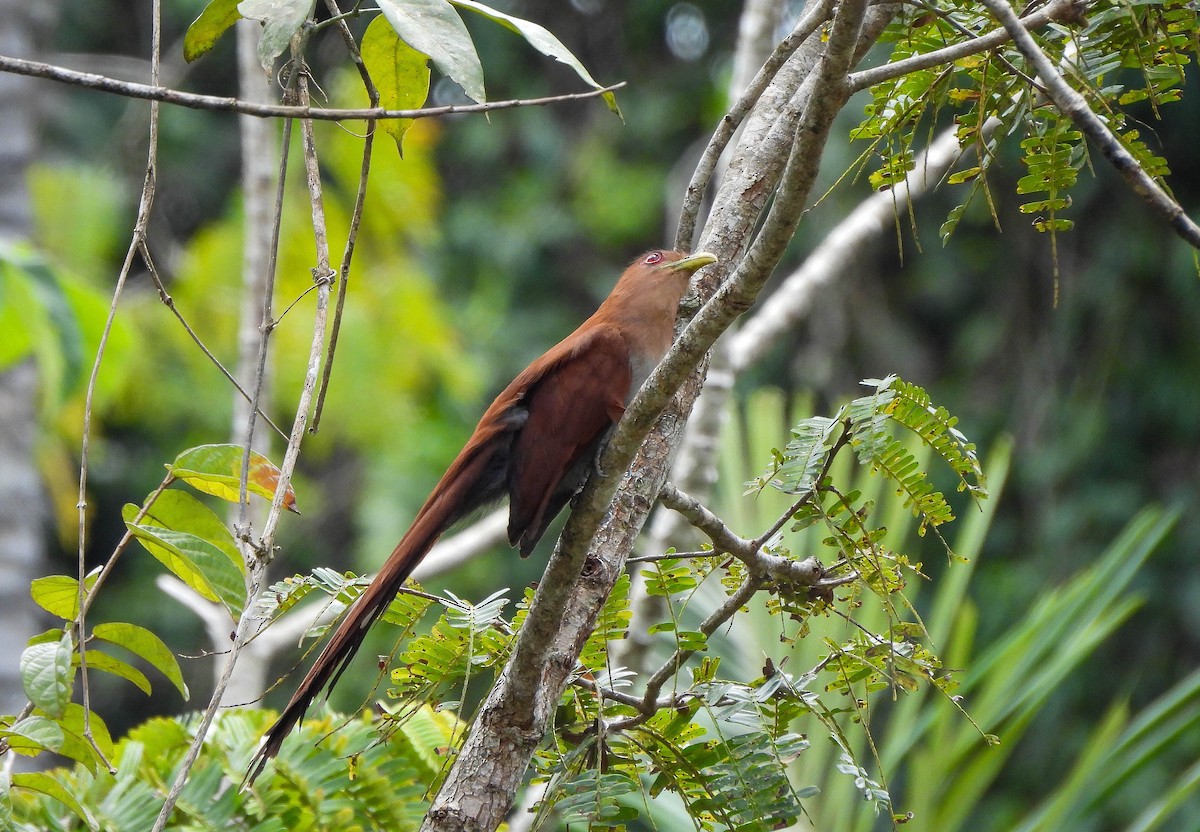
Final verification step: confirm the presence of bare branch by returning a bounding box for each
[978,0,1200,249]
[312,0,379,433]
[658,481,755,560]
[675,0,835,249]
[0,52,624,121]
[140,244,289,441]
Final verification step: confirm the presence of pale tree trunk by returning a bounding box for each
[0,0,55,721]
[220,20,278,706]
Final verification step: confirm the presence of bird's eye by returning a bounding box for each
[644,252,664,265]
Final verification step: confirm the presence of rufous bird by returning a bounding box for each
[246,248,717,784]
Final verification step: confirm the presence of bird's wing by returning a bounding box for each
[506,324,631,554]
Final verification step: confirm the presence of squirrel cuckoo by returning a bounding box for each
[246,249,717,784]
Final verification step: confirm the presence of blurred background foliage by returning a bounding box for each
[5,0,1200,827]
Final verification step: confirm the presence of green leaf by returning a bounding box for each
[132,489,243,571]
[78,650,152,696]
[0,259,35,369]
[449,0,618,113]
[238,0,317,72]
[32,704,113,772]
[92,622,189,700]
[361,15,431,155]
[19,632,73,719]
[30,571,99,621]
[10,771,97,830]
[551,770,641,826]
[124,491,246,619]
[169,443,299,512]
[0,760,8,831]
[27,628,64,647]
[184,0,242,62]
[377,0,486,103]
[0,715,65,756]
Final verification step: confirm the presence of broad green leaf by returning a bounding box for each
[27,628,64,647]
[450,0,618,113]
[78,650,152,696]
[30,571,99,621]
[184,0,242,62]
[169,443,299,512]
[377,0,486,103]
[32,704,113,772]
[0,261,35,368]
[10,772,96,830]
[93,622,189,700]
[0,715,64,756]
[361,15,431,155]
[238,0,317,72]
[124,492,246,619]
[132,488,243,570]
[19,633,73,719]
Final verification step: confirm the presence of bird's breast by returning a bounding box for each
[626,346,667,404]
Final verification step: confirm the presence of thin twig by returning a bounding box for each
[609,572,764,731]
[658,481,824,582]
[69,0,164,775]
[262,71,334,546]
[312,0,379,433]
[752,424,850,547]
[139,242,288,441]
[658,481,756,560]
[235,49,306,537]
[978,0,1200,249]
[80,473,175,617]
[152,31,338,831]
[0,52,624,121]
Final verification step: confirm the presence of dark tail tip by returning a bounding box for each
[242,703,304,789]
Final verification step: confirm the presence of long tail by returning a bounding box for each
[245,439,501,786]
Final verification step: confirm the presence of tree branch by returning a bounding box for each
[0,52,624,121]
[674,0,835,250]
[846,0,1081,93]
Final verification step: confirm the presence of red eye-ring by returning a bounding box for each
[644,251,664,265]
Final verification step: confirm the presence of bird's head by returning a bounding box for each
[616,248,718,295]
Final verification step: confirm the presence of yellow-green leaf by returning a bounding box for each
[0,715,64,757]
[77,650,152,696]
[169,443,299,512]
[30,704,113,773]
[30,571,99,621]
[123,491,245,619]
[377,0,485,103]
[184,0,242,62]
[11,771,96,830]
[92,622,189,701]
[361,15,431,156]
